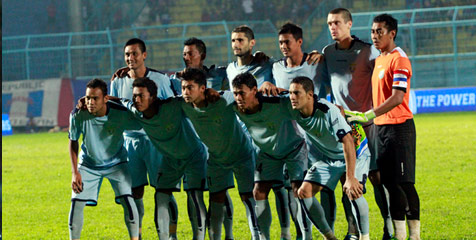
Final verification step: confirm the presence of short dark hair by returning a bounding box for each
[124,38,146,53]
[279,22,303,41]
[329,8,352,22]
[291,76,314,94]
[132,77,158,98]
[232,25,255,40]
[180,67,207,86]
[373,14,398,40]
[184,37,207,59]
[86,78,108,96]
[232,72,257,90]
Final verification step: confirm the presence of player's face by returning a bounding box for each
[327,13,352,41]
[181,80,205,104]
[289,83,312,110]
[371,22,395,51]
[85,87,107,116]
[124,44,147,70]
[183,44,203,68]
[132,87,153,112]
[231,32,255,57]
[279,33,303,57]
[233,84,258,112]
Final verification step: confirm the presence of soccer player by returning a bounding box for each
[288,76,371,240]
[318,8,393,239]
[179,68,260,240]
[170,37,229,92]
[68,79,140,240]
[115,77,208,240]
[230,72,309,240]
[110,38,179,239]
[263,22,326,239]
[346,14,421,240]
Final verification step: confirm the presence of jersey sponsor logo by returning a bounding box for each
[378,69,385,79]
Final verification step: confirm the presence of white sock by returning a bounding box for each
[408,219,420,240]
[255,199,271,240]
[208,201,224,240]
[155,192,170,239]
[393,220,407,240]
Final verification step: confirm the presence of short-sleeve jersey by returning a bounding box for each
[287,96,353,160]
[227,59,274,89]
[181,92,252,163]
[120,98,203,160]
[170,65,229,94]
[372,47,413,125]
[233,94,305,158]
[68,102,141,169]
[110,67,176,137]
[272,53,326,98]
[319,37,380,112]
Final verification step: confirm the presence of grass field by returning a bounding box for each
[3,111,476,239]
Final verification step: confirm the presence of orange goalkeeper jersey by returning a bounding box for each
[372,47,413,125]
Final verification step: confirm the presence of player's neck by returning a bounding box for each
[129,66,147,79]
[336,35,353,50]
[93,105,107,117]
[192,95,207,108]
[380,42,397,56]
[286,51,304,68]
[142,102,158,119]
[237,54,253,66]
[300,102,314,118]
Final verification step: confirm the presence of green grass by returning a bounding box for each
[3,111,476,239]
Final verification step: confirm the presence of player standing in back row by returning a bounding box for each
[346,13,421,240]
[110,38,179,240]
[318,8,393,239]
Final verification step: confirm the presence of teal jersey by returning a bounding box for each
[318,37,379,113]
[181,92,252,163]
[170,65,229,94]
[110,67,176,137]
[272,53,326,98]
[226,59,274,89]
[233,94,305,158]
[68,102,141,169]
[120,98,203,160]
[287,96,354,160]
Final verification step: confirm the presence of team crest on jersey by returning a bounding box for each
[379,69,385,79]
[266,122,276,131]
[212,115,223,125]
[165,123,175,132]
[349,62,357,73]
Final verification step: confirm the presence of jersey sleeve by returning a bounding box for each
[391,57,412,93]
[169,73,183,95]
[122,110,142,130]
[109,79,119,97]
[326,102,352,142]
[221,90,236,105]
[68,108,82,141]
[155,74,176,99]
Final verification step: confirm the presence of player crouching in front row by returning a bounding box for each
[68,79,141,240]
[288,76,371,240]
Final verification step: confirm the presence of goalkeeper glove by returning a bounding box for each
[344,109,376,123]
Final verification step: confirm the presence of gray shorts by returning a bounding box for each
[71,163,132,205]
[124,135,162,188]
[207,149,255,194]
[255,140,308,184]
[304,149,370,191]
[157,144,208,192]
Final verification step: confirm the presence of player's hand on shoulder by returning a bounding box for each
[72,171,83,194]
[175,68,186,79]
[306,50,324,65]
[253,51,270,64]
[259,81,279,96]
[76,96,87,111]
[111,67,129,81]
[205,88,221,104]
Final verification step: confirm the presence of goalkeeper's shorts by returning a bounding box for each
[376,118,416,184]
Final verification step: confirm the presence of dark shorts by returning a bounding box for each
[376,119,416,184]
